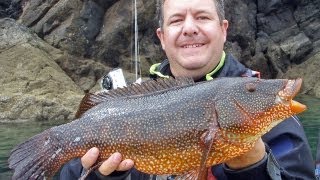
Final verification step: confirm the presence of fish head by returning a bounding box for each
[215,77,306,140]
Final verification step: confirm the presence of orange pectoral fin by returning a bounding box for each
[290,100,306,114]
[198,103,219,178]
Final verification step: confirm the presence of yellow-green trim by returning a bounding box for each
[205,51,226,81]
[149,63,170,78]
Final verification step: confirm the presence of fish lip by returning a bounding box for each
[278,78,302,100]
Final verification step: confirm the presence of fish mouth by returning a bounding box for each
[278,78,306,114]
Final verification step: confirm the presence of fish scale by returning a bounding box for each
[88,99,213,174]
[8,77,306,179]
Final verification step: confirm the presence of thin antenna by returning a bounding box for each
[131,0,134,74]
[134,0,140,81]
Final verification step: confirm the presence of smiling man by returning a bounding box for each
[60,0,315,179]
[156,0,228,80]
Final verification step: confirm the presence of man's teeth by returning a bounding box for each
[183,44,204,48]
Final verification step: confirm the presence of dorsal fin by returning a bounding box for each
[74,77,195,119]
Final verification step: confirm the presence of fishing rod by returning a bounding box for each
[134,0,141,82]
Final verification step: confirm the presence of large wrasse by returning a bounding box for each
[8,77,306,179]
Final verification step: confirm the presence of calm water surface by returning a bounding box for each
[0,120,63,179]
[296,95,320,159]
[0,95,319,179]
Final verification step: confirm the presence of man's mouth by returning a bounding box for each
[182,43,205,48]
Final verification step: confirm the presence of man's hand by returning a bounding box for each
[225,138,266,170]
[81,147,134,176]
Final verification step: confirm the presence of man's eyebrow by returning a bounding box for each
[194,9,212,15]
[166,9,213,20]
[168,13,184,19]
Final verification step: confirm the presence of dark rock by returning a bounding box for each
[55,54,110,92]
[0,0,22,19]
[282,52,320,97]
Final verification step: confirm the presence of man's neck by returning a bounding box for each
[170,51,226,81]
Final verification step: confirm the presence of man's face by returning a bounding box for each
[157,0,228,79]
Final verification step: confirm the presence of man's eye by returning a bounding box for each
[197,16,208,20]
[170,19,182,24]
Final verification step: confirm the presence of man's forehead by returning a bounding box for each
[163,0,216,15]
[162,0,216,3]
[163,0,215,5]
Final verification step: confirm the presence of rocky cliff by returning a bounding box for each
[0,0,319,121]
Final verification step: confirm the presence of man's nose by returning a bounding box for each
[182,17,199,36]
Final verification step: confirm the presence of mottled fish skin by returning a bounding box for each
[8,77,305,179]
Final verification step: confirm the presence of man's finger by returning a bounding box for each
[116,159,134,171]
[98,152,122,176]
[81,147,99,170]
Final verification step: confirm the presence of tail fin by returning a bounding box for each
[8,129,65,179]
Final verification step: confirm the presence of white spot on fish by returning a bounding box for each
[55,148,62,154]
[44,137,50,146]
[107,108,117,114]
[51,153,56,159]
[51,148,62,159]
[73,137,81,142]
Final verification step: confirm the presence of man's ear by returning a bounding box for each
[156,28,165,50]
[222,20,229,42]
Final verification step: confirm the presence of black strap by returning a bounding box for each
[94,169,131,180]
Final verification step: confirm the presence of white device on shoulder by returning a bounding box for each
[101,68,127,90]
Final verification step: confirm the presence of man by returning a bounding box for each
[60,0,315,179]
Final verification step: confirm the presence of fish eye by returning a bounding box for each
[246,83,256,92]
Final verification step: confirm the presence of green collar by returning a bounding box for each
[150,51,226,80]
[205,51,226,81]
[149,63,170,78]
